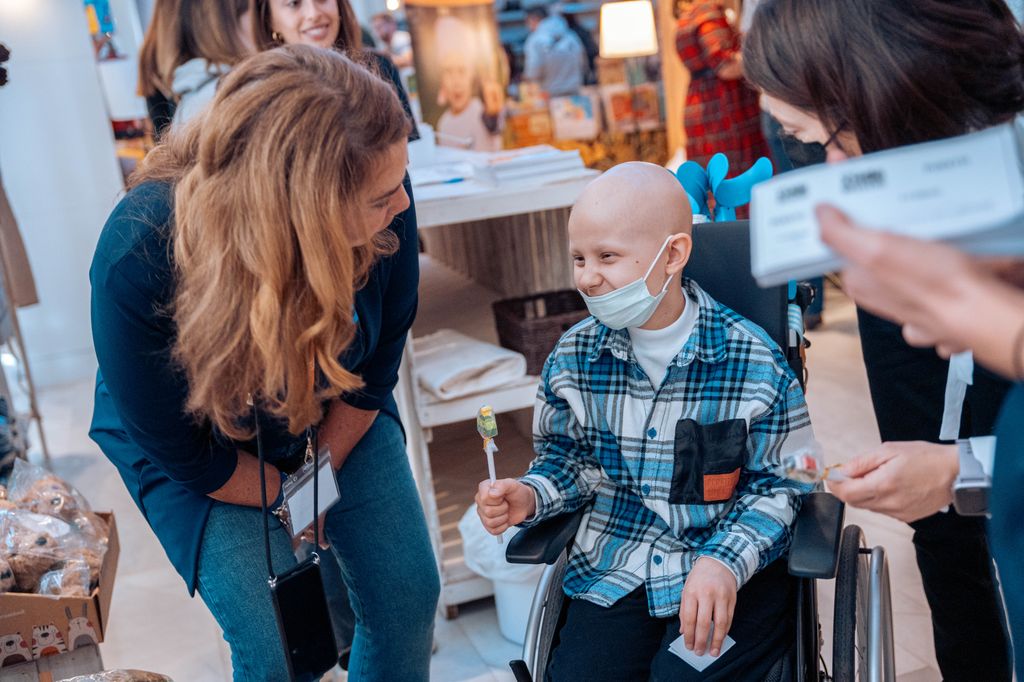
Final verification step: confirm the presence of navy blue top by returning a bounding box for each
[990,383,1024,678]
[89,177,418,594]
[90,54,419,593]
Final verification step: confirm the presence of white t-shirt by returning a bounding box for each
[627,291,699,389]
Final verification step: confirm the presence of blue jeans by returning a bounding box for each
[196,413,440,681]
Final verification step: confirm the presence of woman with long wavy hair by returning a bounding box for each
[136,0,254,131]
[90,46,438,680]
[744,1,1023,679]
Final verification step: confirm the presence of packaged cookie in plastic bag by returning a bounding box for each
[7,459,109,551]
[0,555,14,592]
[0,509,82,592]
[37,559,92,597]
[0,484,15,512]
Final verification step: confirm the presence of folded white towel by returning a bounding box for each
[413,329,528,401]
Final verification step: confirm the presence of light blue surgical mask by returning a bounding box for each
[579,234,679,330]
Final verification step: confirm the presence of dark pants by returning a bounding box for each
[858,309,1013,680]
[546,559,795,682]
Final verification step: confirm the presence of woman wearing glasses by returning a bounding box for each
[745,1,1023,679]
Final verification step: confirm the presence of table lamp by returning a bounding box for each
[599,0,658,59]
[599,0,659,154]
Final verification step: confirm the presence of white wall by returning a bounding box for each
[0,1,126,387]
[97,0,148,121]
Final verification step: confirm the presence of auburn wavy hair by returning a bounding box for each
[132,45,410,439]
[137,0,252,98]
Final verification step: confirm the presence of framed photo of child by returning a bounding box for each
[405,0,508,151]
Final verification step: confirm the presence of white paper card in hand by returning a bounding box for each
[750,119,1024,286]
[668,633,736,672]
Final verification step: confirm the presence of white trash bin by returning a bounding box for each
[459,505,545,645]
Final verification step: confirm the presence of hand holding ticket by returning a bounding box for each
[750,118,1024,286]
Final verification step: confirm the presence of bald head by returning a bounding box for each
[570,162,693,246]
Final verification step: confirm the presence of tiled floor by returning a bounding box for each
[33,281,942,680]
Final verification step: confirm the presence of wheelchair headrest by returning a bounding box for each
[685,220,788,351]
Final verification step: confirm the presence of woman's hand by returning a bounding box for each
[827,441,959,523]
[817,205,1024,377]
[319,402,378,470]
[298,513,330,551]
[817,205,970,349]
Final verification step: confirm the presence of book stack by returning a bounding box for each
[474,145,586,186]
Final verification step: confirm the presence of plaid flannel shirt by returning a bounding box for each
[519,279,815,617]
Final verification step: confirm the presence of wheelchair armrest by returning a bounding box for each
[506,508,587,565]
[787,491,846,579]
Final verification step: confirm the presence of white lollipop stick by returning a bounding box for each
[485,439,503,545]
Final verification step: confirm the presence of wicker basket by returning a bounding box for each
[492,290,590,376]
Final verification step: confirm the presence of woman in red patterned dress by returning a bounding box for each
[675,1,768,173]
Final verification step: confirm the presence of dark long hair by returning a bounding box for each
[744,0,1024,153]
[251,0,363,53]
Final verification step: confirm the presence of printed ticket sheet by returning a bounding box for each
[750,118,1024,286]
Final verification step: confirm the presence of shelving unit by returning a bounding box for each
[398,255,539,618]
[398,157,593,618]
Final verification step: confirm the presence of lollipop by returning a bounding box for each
[476,406,503,545]
[776,445,847,484]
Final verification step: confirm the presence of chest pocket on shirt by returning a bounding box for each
[669,418,747,505]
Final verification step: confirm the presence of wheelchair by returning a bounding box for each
[503,221,897,682]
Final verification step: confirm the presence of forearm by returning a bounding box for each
[700,487,801,585]
[519,455,601,523]
[208,450,282,507]
[319,399,378,469]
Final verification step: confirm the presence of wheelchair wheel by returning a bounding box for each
[832,525,870,682]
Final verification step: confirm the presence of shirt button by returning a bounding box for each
[641,484,651,495]
[647,428,657,438]
[653,555,663,565]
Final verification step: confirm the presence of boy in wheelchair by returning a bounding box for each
[476,163,816,680]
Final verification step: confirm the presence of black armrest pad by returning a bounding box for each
[787,492,846,579]
[506,509,587,565]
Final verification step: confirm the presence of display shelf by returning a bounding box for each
[416,376,538,430]
[402,254,542,618]
[402,164,588,617]
[415,170,597,230]
[429,418,537,617]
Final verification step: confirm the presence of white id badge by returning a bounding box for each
[279,447,340,538]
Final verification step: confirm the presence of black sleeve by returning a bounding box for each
[90,189,240,495]
[343,179,419,411]
[145,91,177,140]
[367,51,420,142]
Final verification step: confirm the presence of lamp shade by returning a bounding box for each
[599,0,658,59]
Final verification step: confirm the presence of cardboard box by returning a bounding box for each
[0,513,119,668]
